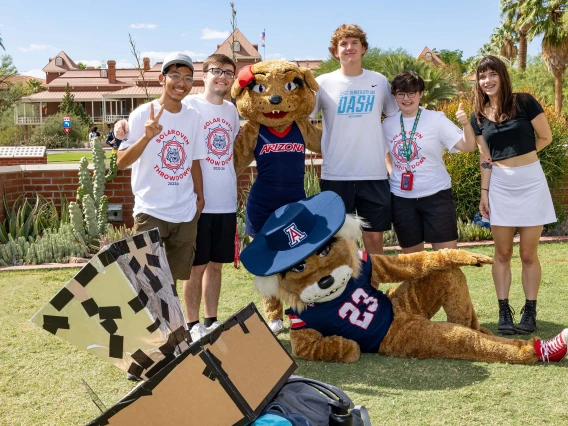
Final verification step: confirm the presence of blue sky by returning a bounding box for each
[2,0,543,78]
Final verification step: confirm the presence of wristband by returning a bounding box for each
[481,188,489,192]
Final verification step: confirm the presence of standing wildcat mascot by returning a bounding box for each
[241,192,568,364]
[232,60,322,334]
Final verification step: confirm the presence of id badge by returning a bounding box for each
[401,172,413,191]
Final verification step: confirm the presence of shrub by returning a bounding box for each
[29,113,87,148]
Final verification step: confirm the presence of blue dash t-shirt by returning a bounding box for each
[285,253,394,353]
[246,123,306,237]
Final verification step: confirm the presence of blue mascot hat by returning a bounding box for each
[241,191,346,276]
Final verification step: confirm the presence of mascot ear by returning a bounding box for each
[231,64,255,98]
[254,275,280,298]
[336,213,367,241]
[300,67,319,92]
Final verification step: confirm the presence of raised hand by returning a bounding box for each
[144,103,165,140]
[455,102,469,127]
[114,119,129,140]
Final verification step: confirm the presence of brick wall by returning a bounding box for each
[0,162,323,230]
[0,157,47,166]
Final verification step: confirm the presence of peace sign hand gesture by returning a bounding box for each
[144,103,165,140]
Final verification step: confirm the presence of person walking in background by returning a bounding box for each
[383,71,476,253]
[471,55,555,335]
[88,126,100,147]
[181,54,240,342]
[311,24,398,255]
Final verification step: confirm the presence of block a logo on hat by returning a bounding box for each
[284,223,307,247]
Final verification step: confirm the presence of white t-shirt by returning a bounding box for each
[382,108,463,198]
[183,94,240,213]
[312,69,399,180]
[120,100,207,222]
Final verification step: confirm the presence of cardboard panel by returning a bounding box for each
[30,229,188,380]
[89,303,297,426]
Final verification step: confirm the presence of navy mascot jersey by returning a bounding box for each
[285,253,394,353]
[246,123,306,237]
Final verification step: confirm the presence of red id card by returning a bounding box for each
[401,172,413,191]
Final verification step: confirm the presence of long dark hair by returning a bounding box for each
[474,55,516,124]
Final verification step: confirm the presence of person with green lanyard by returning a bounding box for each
[383,71,476,253]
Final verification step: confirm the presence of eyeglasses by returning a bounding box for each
[205,68,236,78]
[395,92,417,99]
[166,73,194,84]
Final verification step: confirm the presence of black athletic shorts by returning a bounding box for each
[193,213,237,266]
[391,188,458,248]
[320,179,391,232]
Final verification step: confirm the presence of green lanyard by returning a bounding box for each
[399,108,422,170]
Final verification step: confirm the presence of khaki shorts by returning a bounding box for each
[133,212,200,281]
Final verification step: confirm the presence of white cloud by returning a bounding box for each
[130,23,157,29]
[265,53,285,60]
[200,28,229,40]
[293,56,325,61]
[19,44,54,53]
[20,69,44,79]
[140,50,208,63]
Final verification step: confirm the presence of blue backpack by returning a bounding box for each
[252,402,312,426]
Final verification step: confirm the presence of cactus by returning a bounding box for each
[105,151,119,182]
[68,139,118,252]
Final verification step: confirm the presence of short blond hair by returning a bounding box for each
[328,24,369,56]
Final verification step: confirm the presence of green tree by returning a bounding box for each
[30,112,87,148]
[77,62,87,70]
[59,83,91,126]
[0,55,20,115]
[24,79,45,95]
[501,0,535,70]
[520,0,568,114]
[0,32,4,51]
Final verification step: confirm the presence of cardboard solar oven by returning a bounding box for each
[30,229,190,380]
[88,303,297,426]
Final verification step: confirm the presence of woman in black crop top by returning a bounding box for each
[471,55,555,336]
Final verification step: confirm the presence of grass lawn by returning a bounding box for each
[1,244,568,425]
[47,152,113,164]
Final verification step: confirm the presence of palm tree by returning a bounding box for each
[522,0,568,114]
[501,0,534,70]
[0,32,4,51]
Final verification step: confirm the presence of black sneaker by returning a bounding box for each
[497,299,516,335]
[516,300,537,334]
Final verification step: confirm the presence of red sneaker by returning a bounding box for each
[535,329,568,362]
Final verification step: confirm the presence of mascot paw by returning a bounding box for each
[470,253,494,267]
[268,319,284,335]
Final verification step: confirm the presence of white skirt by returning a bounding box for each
[489,160,557,227]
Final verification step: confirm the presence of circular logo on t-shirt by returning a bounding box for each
[392,138,419,163]
[158,136,187,174]
[206,124,231,159]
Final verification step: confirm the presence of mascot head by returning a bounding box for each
[241,192,366,313]
[231,60,319,129]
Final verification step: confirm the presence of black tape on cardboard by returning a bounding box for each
[132,234,147,249]
[109,335,124,359]
[160,299,170,323]
[43,315,70,334]
[127,362,144,379]
[100,319,118,335]
[131,349,155,370]
[129,257,141,275]
[143,265,163,292]
[98,249,117,267]
[75,263,98,287]
[110,240,130,257]
[82,298,99,317]
[99,306,122,320]
[146,254,161,268]
[148,229,161,245]
[171,284,178,297]
[128,289,148,314]
[146,318,161,333]
[144,353,175,379]
[49,287,74,311]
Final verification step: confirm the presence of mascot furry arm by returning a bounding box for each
[241,192,567,365]
[231,60,322,176]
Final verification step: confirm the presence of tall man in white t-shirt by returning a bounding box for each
[312,24,398,254]
[117,52,207,290]
[181,54,240,341]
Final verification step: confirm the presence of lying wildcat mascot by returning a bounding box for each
[241,191,568,364]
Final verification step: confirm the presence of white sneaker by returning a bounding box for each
[206,321,223,332]
[189,323,209,342]
[268,319,284,335]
